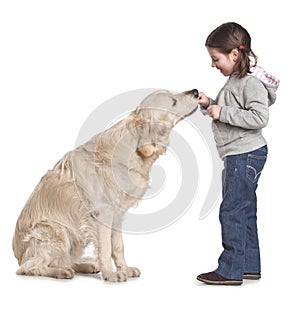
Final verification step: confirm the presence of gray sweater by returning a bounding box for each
[202,66,279,159]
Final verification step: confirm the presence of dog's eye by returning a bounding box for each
[171,98,177,107]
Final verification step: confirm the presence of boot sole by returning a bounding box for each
[197,276,243,286]
[243,274,261,280]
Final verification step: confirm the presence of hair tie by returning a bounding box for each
[239,45,245,50]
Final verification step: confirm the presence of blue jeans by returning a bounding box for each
[216,145,268,280]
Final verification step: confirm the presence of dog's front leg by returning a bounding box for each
[97,221,128,282]
[111,223,141,278]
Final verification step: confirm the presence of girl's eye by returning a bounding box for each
[212,58,219,62]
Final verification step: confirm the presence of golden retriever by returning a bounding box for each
[12,89,199,282]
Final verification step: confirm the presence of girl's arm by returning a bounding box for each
[198,92,216,116]
[219,77,269,129]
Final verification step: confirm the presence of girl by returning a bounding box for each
[197,22,279,285]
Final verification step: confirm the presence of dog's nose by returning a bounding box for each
[184,89,199,98]
[192,88,199,98]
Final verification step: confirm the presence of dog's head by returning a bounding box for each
[136,89,199,125]
[134,89,199,158]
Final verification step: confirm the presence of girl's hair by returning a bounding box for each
[205,22,257,78]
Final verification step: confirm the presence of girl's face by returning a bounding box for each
[207,47,238,76]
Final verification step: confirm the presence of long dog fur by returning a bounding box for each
[12,89,198,281]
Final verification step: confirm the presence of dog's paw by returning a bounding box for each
[102,271,128,282]
[63,268,75,279]
[55,267,75,279]
[126,267,141,278]
[74,263,100,274]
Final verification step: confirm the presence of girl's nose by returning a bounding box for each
[211,61,216,68]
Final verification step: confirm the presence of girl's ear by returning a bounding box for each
[231,48,239,62]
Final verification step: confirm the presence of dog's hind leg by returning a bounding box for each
[71,221,100,274]
[73,260,100,274]
[72,245,100,274]
[17,259,74,279]
[16,223,75,279]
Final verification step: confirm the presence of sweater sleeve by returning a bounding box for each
[219,77,269,129]
[200,97,216,116]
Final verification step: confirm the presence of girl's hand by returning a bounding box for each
[198,92,209,108]
[207,105,222,120]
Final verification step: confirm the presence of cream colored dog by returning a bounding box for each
[12,89,199,282]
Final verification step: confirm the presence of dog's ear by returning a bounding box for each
[137,144,156,158]
[133,109,171,158]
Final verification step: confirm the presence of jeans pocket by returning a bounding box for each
[246,152,267,184]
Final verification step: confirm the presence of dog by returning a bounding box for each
[12,89,199,282]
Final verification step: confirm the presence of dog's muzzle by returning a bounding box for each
[184,88,199,99]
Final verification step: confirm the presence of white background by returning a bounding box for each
[1,0,299,318]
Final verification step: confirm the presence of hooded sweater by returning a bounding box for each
[202,66,280,159]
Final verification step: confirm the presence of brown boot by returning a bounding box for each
[243,273,261,280]
[196,271,243,286]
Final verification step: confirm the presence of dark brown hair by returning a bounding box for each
[205,22,257,78]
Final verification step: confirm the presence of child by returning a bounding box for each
[197,22,279,285]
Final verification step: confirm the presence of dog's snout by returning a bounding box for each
[184,89,199,98]
[192,89,199,98]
